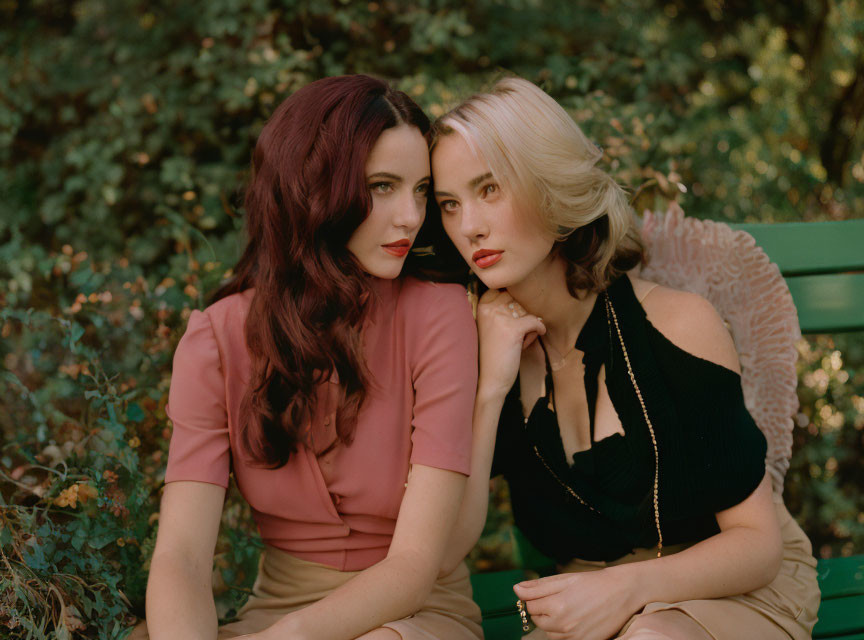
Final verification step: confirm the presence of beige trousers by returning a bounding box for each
[129,544,483,639]
[523,501,820,640]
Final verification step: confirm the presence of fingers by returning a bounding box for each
[522,598,568,637]
[529,613,558,633]
[519,315,546,340]
[477,291,545,351]
[505,301,544,333]
[507,303,545,335]
[520,572,573,586]
[478,291,543,330]
[514,573,570,601]
[522,593,557,618]
[523,600,567,635]
[506,300,527,318]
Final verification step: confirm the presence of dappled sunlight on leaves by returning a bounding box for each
[2,0,862,636]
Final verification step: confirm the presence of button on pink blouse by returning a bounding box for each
[163,277,478,570]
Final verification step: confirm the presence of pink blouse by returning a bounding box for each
[163,277,477,570]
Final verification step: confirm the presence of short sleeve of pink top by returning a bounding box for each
[164,277,478,570]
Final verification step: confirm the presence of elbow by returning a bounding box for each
[408,581,434,613]
[404,573,435,614]
[439,532,472,577]
[390,552,439,613]
[439,552,464,579]
[439,522,482,578]
[438,534,478,578]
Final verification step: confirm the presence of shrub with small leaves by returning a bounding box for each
[2,0,863,637]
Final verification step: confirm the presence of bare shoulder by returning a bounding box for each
[629,275,740,374]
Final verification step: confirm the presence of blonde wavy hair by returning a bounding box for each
[431,76,643,294]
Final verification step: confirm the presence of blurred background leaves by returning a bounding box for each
[1,0,862,637]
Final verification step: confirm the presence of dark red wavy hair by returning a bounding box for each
[210,75,463,468]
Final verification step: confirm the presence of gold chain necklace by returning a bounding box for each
[526,291,663,558]
[604,292,663,558]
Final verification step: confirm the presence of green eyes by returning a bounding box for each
[369,182,430,195]
[370,182,394,194]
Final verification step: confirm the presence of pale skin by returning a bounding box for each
[432,132,784,640]
[143,125,465,640]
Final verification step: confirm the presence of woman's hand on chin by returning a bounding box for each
[513,564,645,640]
[476,289,546,401]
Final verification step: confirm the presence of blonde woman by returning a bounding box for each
[431,77,819,640]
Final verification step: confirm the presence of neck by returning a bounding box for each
[507,254,597,354]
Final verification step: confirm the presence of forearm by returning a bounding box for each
[268,551,437,640]
[441,388,507,573]
[623,524,783,609]
[145,550,218,640]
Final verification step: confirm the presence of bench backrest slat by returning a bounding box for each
[729,219,864,334]
[731,220,864,277]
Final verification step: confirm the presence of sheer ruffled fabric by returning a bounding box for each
[638,203,800,494]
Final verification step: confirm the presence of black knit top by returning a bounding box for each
[491,275,767,563]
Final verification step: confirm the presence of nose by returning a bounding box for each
[459,201,488,241]
[393,190,425,231]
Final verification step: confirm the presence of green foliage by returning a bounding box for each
[2,0,863,637]
[787,334,864,559]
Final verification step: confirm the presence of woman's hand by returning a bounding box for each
[476,289,546,400]
[513,565,643,640]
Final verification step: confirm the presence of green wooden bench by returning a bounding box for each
[469,218,864,639]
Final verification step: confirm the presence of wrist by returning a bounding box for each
[476,380,509,405]
[610,561,653,613]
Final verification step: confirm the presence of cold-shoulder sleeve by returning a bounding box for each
[164,310,231,489]
[409,284,478,475]
[653,336,769,518]
[680,369,768,513]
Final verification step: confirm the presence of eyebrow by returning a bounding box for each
[469,172,494,188]
[367,172,431,186]
[434,172,494,198]
[367,172,403,182]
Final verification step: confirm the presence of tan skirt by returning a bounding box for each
[523,500,820,640]
[129,545,483,639]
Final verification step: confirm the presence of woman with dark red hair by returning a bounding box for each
[131,75,483,640]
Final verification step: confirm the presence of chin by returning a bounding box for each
[363,260,404,280]
[472,268,517,291]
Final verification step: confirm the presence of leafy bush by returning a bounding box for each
[2,0,862,637]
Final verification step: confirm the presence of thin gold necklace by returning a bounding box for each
[539,335,578,371]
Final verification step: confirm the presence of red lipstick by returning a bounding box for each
[472,249,503,269]
[382,238,410,258]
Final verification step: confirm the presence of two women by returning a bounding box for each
[140,72,819,640]
[431,77,820,639]
[135,75,483,640]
